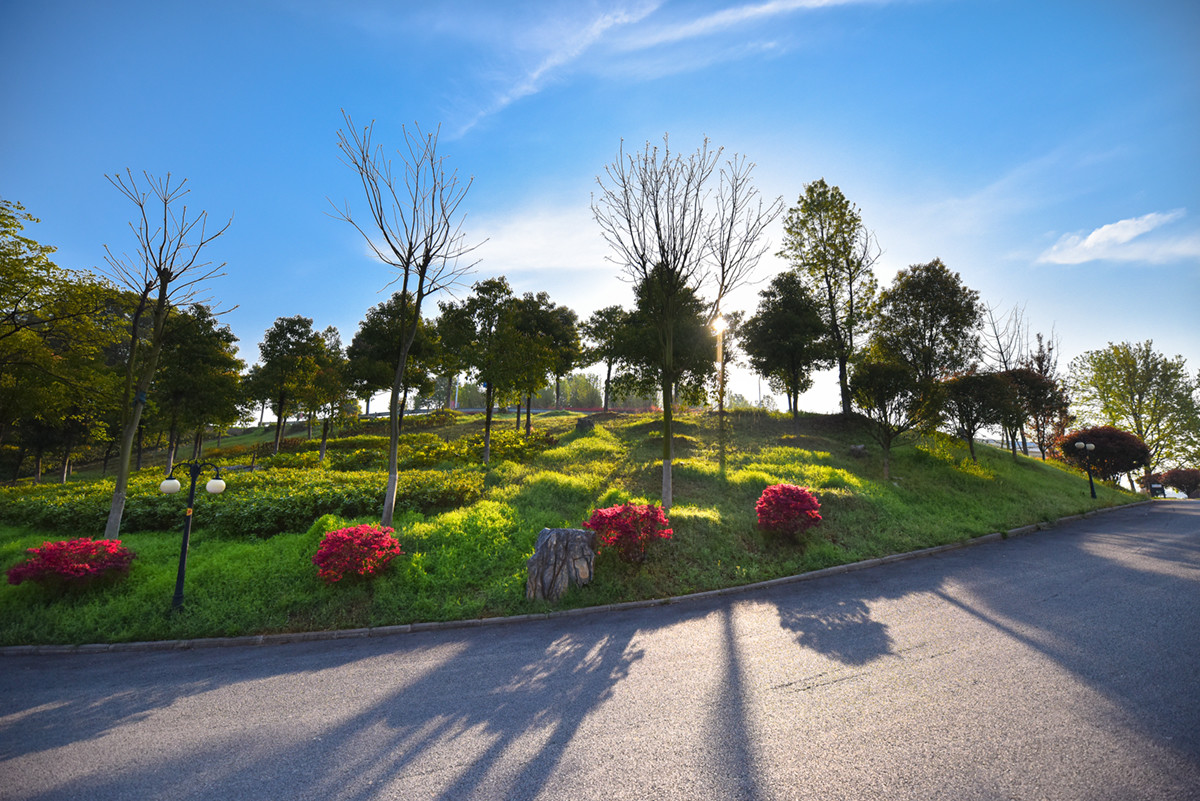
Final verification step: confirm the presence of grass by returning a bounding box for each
[0,410,1143,645]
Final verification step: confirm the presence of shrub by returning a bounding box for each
[312,524,403,583]
[1162,468,1200,498]
[1054,426,1150,483]
[756,484,822,540]
[6,538,135,588]
[582,503,672,564]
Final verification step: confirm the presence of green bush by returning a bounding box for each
[0,467,484,539]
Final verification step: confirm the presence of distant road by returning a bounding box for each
[2,502,1198,800]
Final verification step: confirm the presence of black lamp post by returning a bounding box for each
[1074,440,1096,499]
[160,460,225,611]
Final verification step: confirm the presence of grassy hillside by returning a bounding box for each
[0,410,1140,646]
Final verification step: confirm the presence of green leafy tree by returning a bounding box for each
[433,301,475,410]
[331,113,480,527]
[849,357,929,480]
[941,371,1020,461]
[154,304,244,470]
[871,259,984,390]
[509,292,560,432]
[1,199,117,456]
[777,179,880,416]
[581,305,633,412]
[256,315,324,454]
[446,277,520,463]
[593,135,782,510]
[741,271,832,433]
[101,172,231,537]
[302,326,358,460]
[1004,365,1068,461]
[346,292,438,422]
[609,272,716,412]
[1068,341,1199,473]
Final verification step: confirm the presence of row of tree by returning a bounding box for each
[4,124,1198,531]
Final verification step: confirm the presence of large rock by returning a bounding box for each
[525,528,597,602]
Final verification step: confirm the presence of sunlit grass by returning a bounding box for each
[0,411,1143,645]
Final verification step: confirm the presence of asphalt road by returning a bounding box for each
[2,502,1198,801]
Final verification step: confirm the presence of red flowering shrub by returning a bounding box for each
[756,484,822,540]
[582,503,672,564]
[6,538,135,587]
[312,524,403,583]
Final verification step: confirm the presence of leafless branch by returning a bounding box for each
[329,111,480,302]
[707,153,784,320]
[101,169,231,309]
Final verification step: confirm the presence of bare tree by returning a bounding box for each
[103,171,231,537]
[330,111,479,526]
[981,302,1029,452]
[593,135,781,511]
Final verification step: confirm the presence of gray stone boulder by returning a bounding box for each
[525,528,597,602]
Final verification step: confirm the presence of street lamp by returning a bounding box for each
[712,315,728,416]
[160,460,225,611]
[712,316,728,474]
[1074,440,1096,499]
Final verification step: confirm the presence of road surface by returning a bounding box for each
[2,502,1198,800]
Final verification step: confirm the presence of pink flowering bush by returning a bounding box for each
[6,538,135,588]
[312,524,403,583]
[582,503,672,564]
[756,484,822,541]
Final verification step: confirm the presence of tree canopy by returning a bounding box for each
[777,179,878,415]
[741,270,831,432]
[1068,340,1199,472]
[871,258,983,388]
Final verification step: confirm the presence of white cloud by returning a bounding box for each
[1037,209,1200,265]
[456,3,660,135]
[622,0,866,49]
[456,0,891,133]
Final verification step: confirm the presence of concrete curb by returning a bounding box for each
[1,500,1153,657]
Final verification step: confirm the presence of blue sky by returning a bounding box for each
[3,0,1197,412]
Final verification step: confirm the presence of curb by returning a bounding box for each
[1,500,1153,657]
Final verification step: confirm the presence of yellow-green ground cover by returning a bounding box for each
[0,411,1139,645]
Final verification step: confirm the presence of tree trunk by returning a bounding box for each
[399,386,409,434]
[604,360,612,412]
[319,416,330,462]
[59,446,71,485]
[445,373,456,409]
[482,382,495,465]
[555,376,562,409]
[838,354,852,417]
[525,394,533,436]
[166,415,179,474]
[135,422,144,471]
[660,372,674,513]
[273,399,288,456]
[11,446,26,482]
[33,447,43,484]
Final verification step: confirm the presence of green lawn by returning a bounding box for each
[0,411,1140,645]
